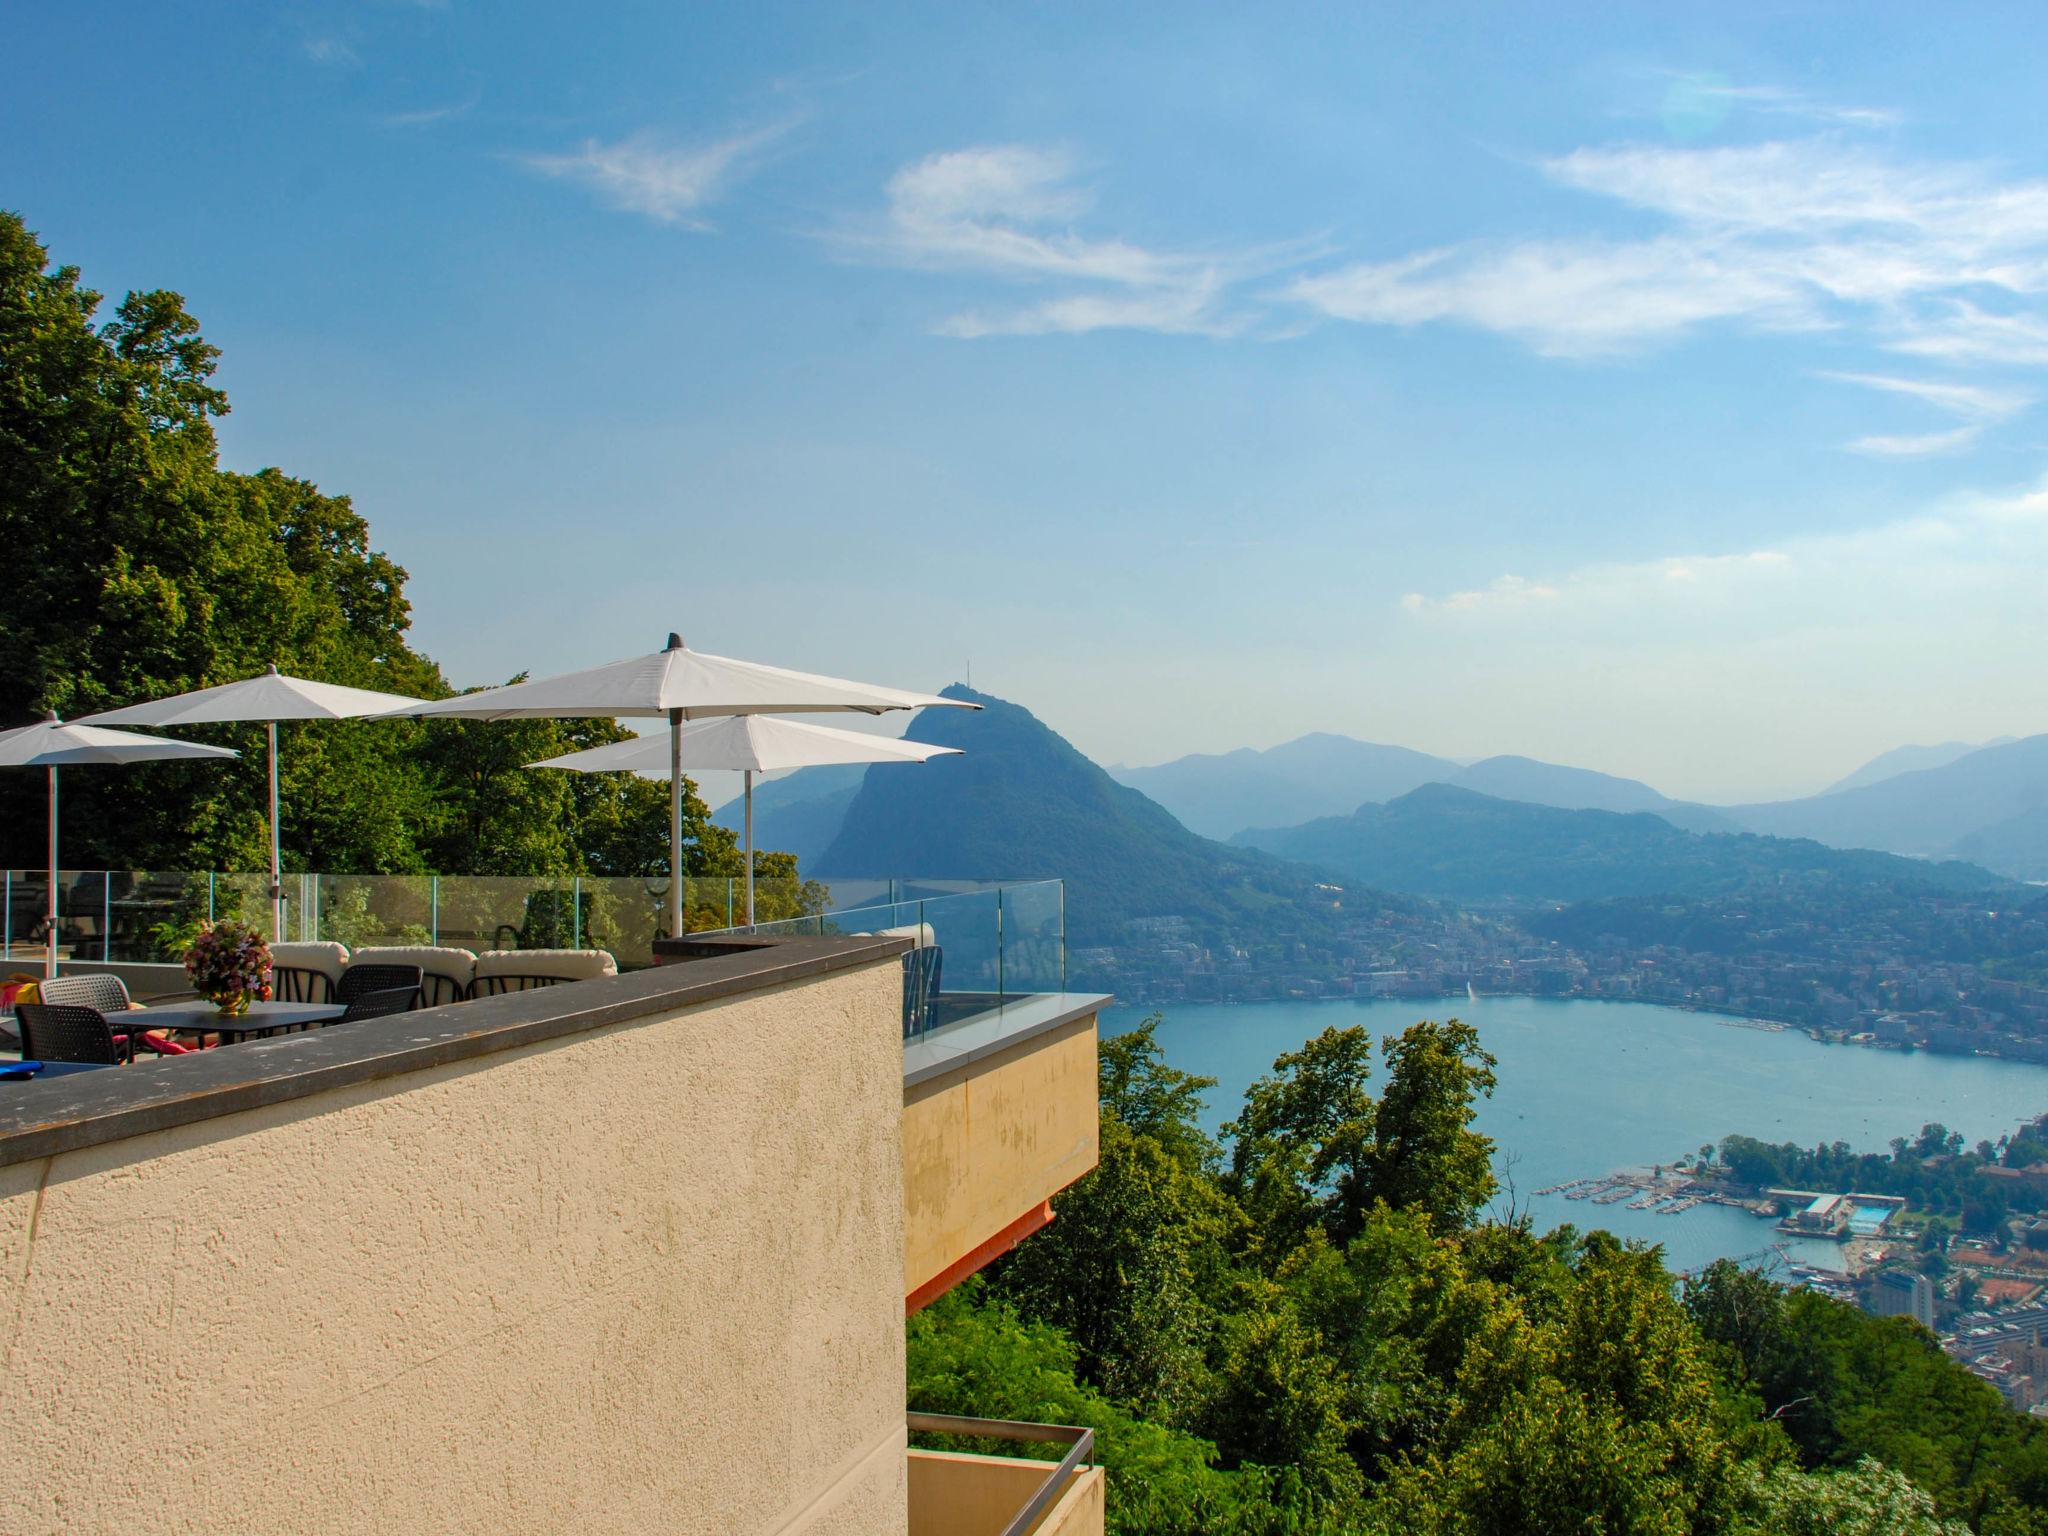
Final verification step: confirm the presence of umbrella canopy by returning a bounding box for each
[384,633,976,938]
[386,635,963,722]
[528,713,964,776]
[0,716,238,978]
[529,715,964,928]
[76,667,429,939]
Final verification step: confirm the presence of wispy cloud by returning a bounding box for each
[1400,473,2048,622]
[303,36,360,68]
[523,124,790,228]
[1293,138,2048,362]
[843,144,1315,337]
[381,89,481,129]
[1820,370,2031,456]
[1657,78,1902,132]
[1846,426,1984,457]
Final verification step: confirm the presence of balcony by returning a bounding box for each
[0,916,1103,1534]
[908,1414,1102,1536]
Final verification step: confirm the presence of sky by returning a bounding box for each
[9,2,2048,804]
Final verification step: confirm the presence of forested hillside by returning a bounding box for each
[909,1017,2048,1534]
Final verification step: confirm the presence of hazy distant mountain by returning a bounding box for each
[711,763,867,868]
[1732,734,2048,879]
[1111,734,1459,838]
[1449,756,1736,834]
[816,688,1399,947]
[1114,735,1732,839]
[1233,783,2006,906]
[1821,739,2013,796]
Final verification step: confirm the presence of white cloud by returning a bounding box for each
[1847,426,1983,457]
[1288,129,2048,450]
[524,125,788,228]
[847,144,1312,337]
[303,37,359,68]
[1680,83,1901,131]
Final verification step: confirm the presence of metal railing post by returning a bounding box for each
[1059,881,1066,992]
[430,875,440,946]
[103,876,112,963]
[3,870,11,962]
[572,876,582,948]
[995,886,1004,999]
[207,871,216,924]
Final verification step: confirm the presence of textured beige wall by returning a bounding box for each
[901,1015,1099,1298]
[907,1450,1105,1536]
[0,961,907,1536]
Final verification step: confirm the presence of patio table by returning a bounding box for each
[142,1000,346,1042]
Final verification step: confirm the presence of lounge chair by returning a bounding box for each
[270,941,351,1004]
[470,949,618,997]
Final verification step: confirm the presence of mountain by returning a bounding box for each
[1110,735,1459,839]
[815,687,1398,948]
[1113,735,1732,839]
[711,763,866,868]
[1731,734,2048,879]
[1449,756,1735,834]
[1233,782,2006,906]
[1821,739,2012,796]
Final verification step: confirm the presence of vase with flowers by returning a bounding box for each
[184,919,273,1018]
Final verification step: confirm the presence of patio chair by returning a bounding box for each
[14,1002,129,1065]
[269,941,350,1004]
[336,963,423,1011]
[469,949,618,997]
[346,945,477,1008]
[334,986,419,1025]
[38,974,196,1055]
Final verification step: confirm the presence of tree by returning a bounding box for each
[1224,1025,1376,1257]
[1351,1019,1497,1235]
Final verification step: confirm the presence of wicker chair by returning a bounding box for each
[336,964,423,1010]
[14,1002,128,1065]
[35,974,195,1055]
[335,986,419,1024]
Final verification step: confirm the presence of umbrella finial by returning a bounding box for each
[665,632,685,651]
[266,663,281,675]
[42,710,59,724]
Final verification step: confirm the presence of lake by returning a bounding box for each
[1103,996,2048,1275]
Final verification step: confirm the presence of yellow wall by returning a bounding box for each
[901,1014,1099,1299]
[907,1449,1105,1536]
[0,962,908,1536]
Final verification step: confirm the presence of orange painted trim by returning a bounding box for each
[905,1200,1054,1315]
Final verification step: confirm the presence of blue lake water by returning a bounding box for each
[1102,996,2048,1275]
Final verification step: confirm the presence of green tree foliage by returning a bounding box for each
[0,211,776,894]
[940,1015,2048,1533]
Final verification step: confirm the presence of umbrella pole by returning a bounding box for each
[45,764,57,980]
[268,720,283,941]
[668,708,683,940]
[744,770,755,929]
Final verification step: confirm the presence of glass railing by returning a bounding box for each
[0,870,1047,978]
[730,880,1066,1040]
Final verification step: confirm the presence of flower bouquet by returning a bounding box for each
[184,920,273,1017]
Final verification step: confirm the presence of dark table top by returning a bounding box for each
[142,1000,346,1037]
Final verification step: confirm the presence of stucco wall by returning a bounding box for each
[901,1013,1099,1299]
[0,960,907,1536]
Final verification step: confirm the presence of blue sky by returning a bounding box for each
[9,2,2048,802]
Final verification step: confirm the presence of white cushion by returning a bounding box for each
[269,942,349,984]
[348,945,478,998]
[869,923,936,949]
[472,949,618,988]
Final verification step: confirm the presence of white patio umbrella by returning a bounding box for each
[384,633,976,939]
[0,715,239,978]
[529,714,963,926]
[76,666,429,939]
